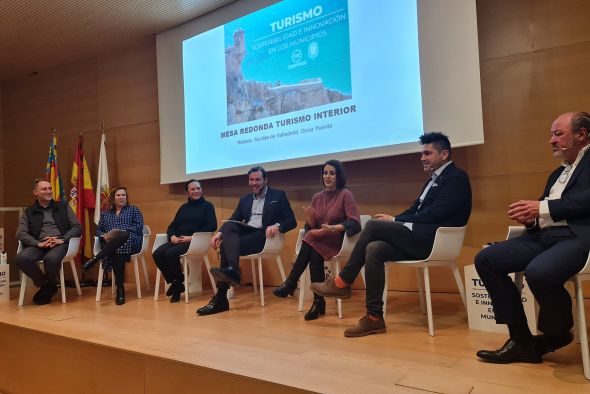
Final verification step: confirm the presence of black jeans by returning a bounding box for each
[96,230,130,287]
[339,220,428,317]
[218,222,266,270]
[475,227,587,336]
[288,241,325,283]
[152,241,190,284]
[15,243,69,287]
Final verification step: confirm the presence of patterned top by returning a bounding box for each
[303,188,361,260]
[97,205,144,268]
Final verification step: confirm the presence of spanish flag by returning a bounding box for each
[69,134,96,259]
[45,132,65,201]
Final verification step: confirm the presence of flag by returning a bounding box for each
[45,132,65,201]
[69,134,96,259]
[94,132,110,225]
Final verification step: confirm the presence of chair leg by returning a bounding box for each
[183,258,189,304]
[249,258,257,295]
[451,263,467,309]
[258,257,264,307]
[141,256,151,291]
[18,274,28,306]
[59,263,66,303]
[298,266,308,312]
[574,277,590,380]
[133,256,142,299]
[276,255,286,282]
[69,260,82,296]
[382,265,390,315]
[203,255,217,294]
[335,260,342,319]
[96,265,105,302]
[416,267,426,314]
[154,269,161,301]
[423,266,434,336]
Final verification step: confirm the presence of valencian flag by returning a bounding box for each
[45,131,65,201]
[94,131,110,225]
[69,134,96,259]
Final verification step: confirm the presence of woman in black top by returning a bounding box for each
[152,179,217,302]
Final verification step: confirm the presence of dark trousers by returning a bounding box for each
[339,220,429,317]
[288,241,325,283]
[152,242,190,284]
[15,243,69,287]
[475,227,587,336]
[96,231,130,287]
[218,222,266,270]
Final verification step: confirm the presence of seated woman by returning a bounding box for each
[82,187,144,305]
[273,160,361,320]
[152,179,217,302]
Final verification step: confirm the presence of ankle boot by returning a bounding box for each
[115,285,125,305]
[273,277,297,298]
[304,296,326,321]
[82,256,100,272]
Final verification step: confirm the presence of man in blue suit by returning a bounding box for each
[197,165,296,315]
[312,132,472,337]
[476,111,590,364]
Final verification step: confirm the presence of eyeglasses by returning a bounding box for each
[558,165,573,184]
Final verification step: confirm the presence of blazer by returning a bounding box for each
[395,162,472,251]
[530,149,590,249]
[229,187,297,233]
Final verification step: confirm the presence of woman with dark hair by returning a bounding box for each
[273,160,361,320]
[82,187,144,305]
[152,179,217,302]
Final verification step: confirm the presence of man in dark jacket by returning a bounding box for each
[197,165,296,315]
[15,179,81,305]
[312,132,472,337]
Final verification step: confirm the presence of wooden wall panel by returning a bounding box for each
[2,0,590,294]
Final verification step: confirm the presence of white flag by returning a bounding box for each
[94,133,110,224]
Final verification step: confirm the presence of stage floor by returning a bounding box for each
[0,284,588,393]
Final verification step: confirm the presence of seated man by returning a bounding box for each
[197,165,297,315]
[312,132,472,337]
[15,179,81,305]
[475,111,590,364]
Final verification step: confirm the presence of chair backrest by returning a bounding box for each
[259,233,285,256]
[331,232,360,260]
[138,225,151,255]
[425,226,466,261]
[152,234,168,253]
[360,215,371,228]
[506,226,526,240]
[295,229,305,255]
[185,232,213,256]
[64,237,82,260]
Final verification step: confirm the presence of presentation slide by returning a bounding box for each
[182,0,423,175]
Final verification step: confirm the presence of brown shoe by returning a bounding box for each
[310,277,351,299]
[344,315,386,338]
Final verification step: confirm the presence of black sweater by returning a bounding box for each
[166,198,217,240]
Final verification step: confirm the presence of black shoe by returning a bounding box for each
[82,256,100,272]
[115,285,125,305]
[169,285,183,303]
[210,267,241,287]
[166,278,185,297]
[476,338,543,364]
[196,294,229,316]
[533,332,574,355]
[33,282,58,305]
[273,278,297,298]
[304,297,326,321]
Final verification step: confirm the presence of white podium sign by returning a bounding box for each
[464,264,537,334]
[0,259,9,302]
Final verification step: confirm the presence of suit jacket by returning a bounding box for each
[229,187,297,233]
[529,149,590,249]
[395,162,472,251]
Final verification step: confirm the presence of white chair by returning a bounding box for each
[153,232,216,303]
[510,225,590,380]
[382,226,467,336]
[95,225,151,302]
[297,215,371,318]
[242,233,286,307]
[18,237,82,306]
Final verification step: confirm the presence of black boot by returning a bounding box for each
[166,276,185,297]
[304,295,326,321]
[82,256,100,272]
[115,285,125,305]
[273,277,297,298]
